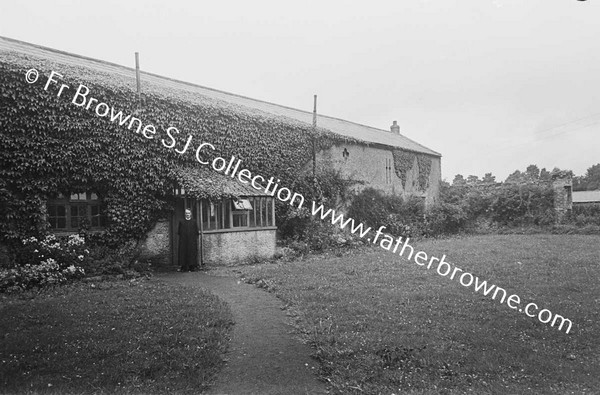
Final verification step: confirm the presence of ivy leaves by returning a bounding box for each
[392,149,432,192]
[0,57,347,245]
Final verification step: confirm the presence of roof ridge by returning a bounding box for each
[0,35,140,73]
[0,35,441,157]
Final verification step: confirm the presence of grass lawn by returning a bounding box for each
[0,278,233,394]
[238,234,600,394]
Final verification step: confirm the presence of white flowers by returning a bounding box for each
[2,233,89,292]
[67,234,85,246]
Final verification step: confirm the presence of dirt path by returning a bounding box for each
[158,272,328,395]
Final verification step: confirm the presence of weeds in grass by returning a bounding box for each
[238,234,600,394]
[0,279,233,394]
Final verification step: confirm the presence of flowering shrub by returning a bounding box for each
[0,234,87,292]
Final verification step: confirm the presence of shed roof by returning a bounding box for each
[0,35,440,157]
[573,190,600,203]
[172,166,269,200]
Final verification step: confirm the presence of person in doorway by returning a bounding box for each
[178,208,199,272]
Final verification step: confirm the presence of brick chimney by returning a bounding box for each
[390,120,400,134]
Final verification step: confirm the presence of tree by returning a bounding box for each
[525,164,540,180]
[539,168,551,181]
[585,164,600,190]
[505,170,524,184]
[452,174,466,186]
[466,175,480,185]
[481,173,496,184]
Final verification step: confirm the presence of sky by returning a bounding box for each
[1,0,598,181]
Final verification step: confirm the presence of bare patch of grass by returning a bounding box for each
[0,278,232,394]
[238,234,600,394]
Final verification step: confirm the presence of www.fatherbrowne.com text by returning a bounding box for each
[31,68,573,334]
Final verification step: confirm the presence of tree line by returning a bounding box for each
[451,163,600,191]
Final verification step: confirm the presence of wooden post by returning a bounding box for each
[198,200,204,266]
[312,94,317,176]
[272,197,276,226]
[135,52,141,108]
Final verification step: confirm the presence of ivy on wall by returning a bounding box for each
[417,155,432,191]
[0,52,352,246]
[392,149,416,189]
[392,149,433,192]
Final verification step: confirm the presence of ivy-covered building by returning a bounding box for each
[0,36,441,266]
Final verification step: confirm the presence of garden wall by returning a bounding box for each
[202,228,277,265]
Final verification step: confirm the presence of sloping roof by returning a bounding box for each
[573,190,600,203]
[172,166,269,200]
[0,35,440,157]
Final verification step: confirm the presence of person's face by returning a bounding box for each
[185,211,191,220]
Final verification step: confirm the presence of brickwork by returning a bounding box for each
[316,143,441,207]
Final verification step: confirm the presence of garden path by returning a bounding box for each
[158,271,328,395]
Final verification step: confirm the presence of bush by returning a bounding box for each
[1,234,88,292]
[434,181,558,234]
[568,205,600,226]
[277,168,363,253]
[347,188,427,239]
[15,234,90,269]
[488,183,554,226]
[425,202,467,236]
[0,259,85,293]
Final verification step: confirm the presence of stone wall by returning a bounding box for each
[140,218,277,268]
[202,228,277,266]
[316,143,441,207]
[138,218,171,266]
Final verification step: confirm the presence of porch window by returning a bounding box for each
[200,196,275,231]
[232,198,252,227]
[250,197,274,227]
[202,201,226,231]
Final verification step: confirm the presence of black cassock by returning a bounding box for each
[178,219,199,271]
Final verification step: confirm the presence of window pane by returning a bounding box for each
[215,203,221,229]
[71,205,88,229]
[267,199,273,226]
[223,201,230,229]
[259,197,264,226]
[47,204,67,229]
[232,212,248,227]
[249,198,256,227]
[201,201,210,230]
[70,193,85,201]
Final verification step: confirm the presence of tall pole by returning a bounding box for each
[135,52,141,108]
[312,94,317,176]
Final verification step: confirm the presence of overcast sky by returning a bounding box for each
[1,0,598,181]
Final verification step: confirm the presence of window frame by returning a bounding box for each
[46,192,107,233]
[200,196,275,233]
